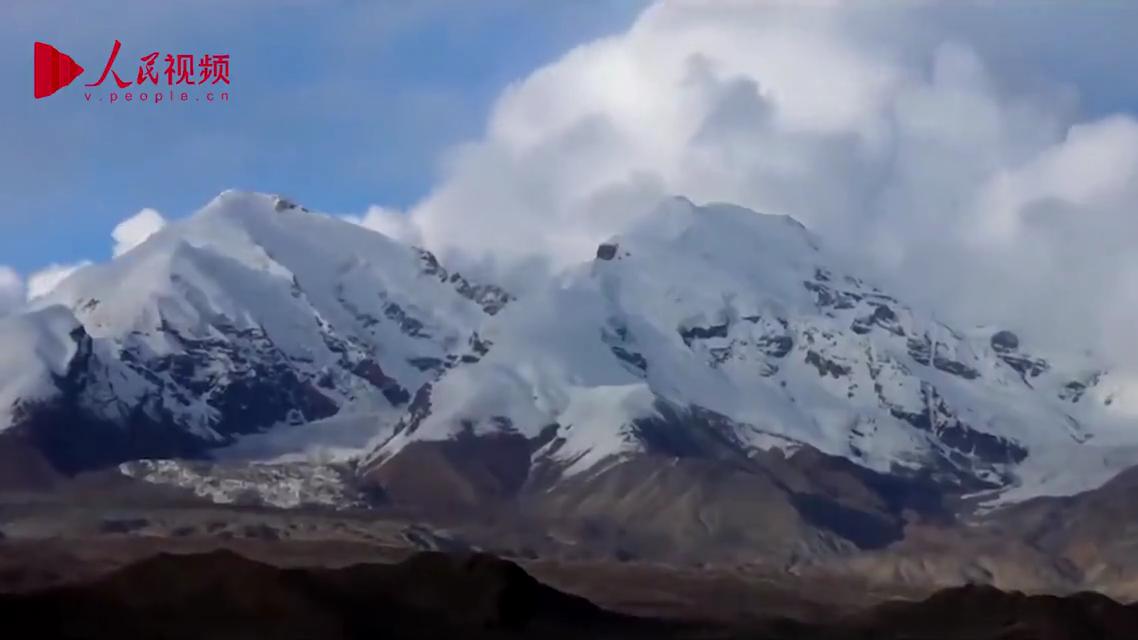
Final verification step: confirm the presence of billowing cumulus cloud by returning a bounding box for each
[26,262,92,301]
[383,1,1138,363]
[0,266,23,316]
[344,205,422,246]
[112,208,167,257]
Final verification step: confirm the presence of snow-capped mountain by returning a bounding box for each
[363,197,1137,499]
[1,191,1134,504]
[0,191,508,471]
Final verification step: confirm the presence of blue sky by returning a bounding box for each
[0,1,645,273]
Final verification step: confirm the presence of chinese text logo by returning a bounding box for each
[35,40,230,104]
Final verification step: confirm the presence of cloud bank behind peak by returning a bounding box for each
[377,1,1138,364]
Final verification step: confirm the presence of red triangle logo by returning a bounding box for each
[34,42,85,99]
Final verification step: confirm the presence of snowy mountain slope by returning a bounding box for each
[364,197,1135,498]
[1,191,1133,506]
[0,306,88,430]
[2,191,508,471]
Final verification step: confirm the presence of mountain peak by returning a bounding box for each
[2,193,1134,508]
[195,190,313,224]
[365,197,1136,500]
[613,198,822,267]
[5,191,511,467]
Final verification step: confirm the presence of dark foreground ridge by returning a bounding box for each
[2,550,1138,639]
[0,550,663,640]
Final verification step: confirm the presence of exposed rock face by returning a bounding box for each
[360,432,535,513]
[359,408,953,564]
[414,247,513,315]
[990,330,1020,353]
[973,464,1138,601]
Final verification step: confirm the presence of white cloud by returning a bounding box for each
[387,1,1138,362]
[112,208,167,257]
[343,205,422,246]
[16,209,164,305]
[0,266,23,316]
[26,262,92,301]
